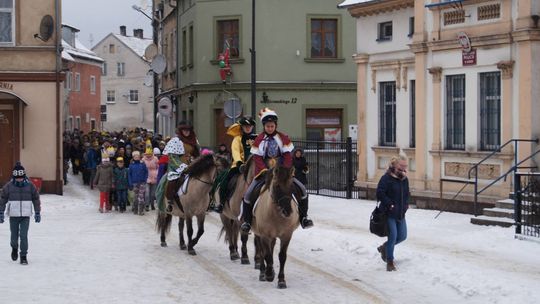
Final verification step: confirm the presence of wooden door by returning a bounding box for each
[0,109,14,185]
[214,109,233,149]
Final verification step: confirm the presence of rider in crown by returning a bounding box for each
[240,108,314,232]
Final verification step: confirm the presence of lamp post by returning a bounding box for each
[132,5,160,133]
[250,0,256,119]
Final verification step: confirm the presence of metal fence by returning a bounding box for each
[292,137,361,199]
[515,172,540,238]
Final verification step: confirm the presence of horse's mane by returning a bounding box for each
[243,155,255,181]
[184,154,215,178]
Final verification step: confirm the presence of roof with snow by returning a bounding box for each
[338,0,378,8]
[62,38,104,63]
[113,34,153,60]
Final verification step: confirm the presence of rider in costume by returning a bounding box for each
[240,108,314,232]
[213,116,256,213]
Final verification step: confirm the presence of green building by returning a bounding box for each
[162,0,357,147]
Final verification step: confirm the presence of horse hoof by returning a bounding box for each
[259,273,266,281]
[180,244,187,250]
[230,253,240,261]
[241,257,250,265]
[277,281,287,289]
[254,262,261,270]
[160,242,167,247]
[266,269,275,282]
[188,249,197,256]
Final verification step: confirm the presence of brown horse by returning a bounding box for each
[251,165,300,289]
[156,154,219,255]
[216,156,256,264]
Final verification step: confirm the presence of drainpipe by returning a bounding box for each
[55,0,62,194]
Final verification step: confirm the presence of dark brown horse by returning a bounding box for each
[155,154,219,255]
[216,156,256,264]
[251,165,300,289]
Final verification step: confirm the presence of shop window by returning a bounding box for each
[310,18,337,58]
[306,109,342,142]
[217,19,240,58]
[0,0,14,45]
[445,74,466,150]
[379,82,396,146]
[479,72,501,151]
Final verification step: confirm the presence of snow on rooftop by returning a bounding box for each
[113,34,153,60]
[62,39,104,63]
[338,0,378,8]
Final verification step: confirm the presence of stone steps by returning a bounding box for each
[470,215,514,228]
[471,199,515,228]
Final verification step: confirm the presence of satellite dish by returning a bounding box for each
[144,44,158,60]
[158,97,172,116]
[35,15,54,42]
[224,98,242,119]
[150,54,167,74]
[143,71,153,87]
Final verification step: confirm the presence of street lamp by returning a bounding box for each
[250,0,256,119]
[132,4,160,133]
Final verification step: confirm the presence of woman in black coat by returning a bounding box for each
[292,148,308,186]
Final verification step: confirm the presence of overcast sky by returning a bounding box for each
[62,0,153,49]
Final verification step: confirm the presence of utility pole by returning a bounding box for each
[250,0,256,119]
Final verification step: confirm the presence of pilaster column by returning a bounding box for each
[428,67,443,150]
[354,54,369,182]
[496,60,514,153]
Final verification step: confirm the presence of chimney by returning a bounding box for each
[133,29,143,39]
[120,25,126,36]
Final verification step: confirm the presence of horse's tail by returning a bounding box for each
[156,212,173,235]
[218,217,238,244]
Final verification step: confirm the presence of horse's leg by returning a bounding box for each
[178,217,187,250]
[157,213,172,247]
[265,238,276,282]
[221,216,239,261]
[255,236,266,281]
[277,238,291,289]
[189,214,205,248]
[186,217,196,255]
[240,229,250,265]
[254,236,262,270]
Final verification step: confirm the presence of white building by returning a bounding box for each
[342,0,540,213]
[92,26,154,131]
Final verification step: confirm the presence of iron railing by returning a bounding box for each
[292,137,359,199]
[515,172,540,238]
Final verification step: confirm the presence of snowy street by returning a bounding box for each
[1,174,539,304]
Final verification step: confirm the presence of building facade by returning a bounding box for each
[153,0,357,148]
[343,0,540,212]
[62,24,104,134]
[0,0,64,193]
[92,27,154,131]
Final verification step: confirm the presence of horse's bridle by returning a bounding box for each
[191,162,218,185]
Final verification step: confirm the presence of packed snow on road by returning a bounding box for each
[1,175,539,304]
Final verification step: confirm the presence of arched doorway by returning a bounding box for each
[0,91,26,185]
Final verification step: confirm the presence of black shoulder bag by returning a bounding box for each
[370,202,388,237]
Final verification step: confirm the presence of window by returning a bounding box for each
[172,29,177,69]
[479,72,501,151]
[188,25,194,67]
[75,73,81,91]
[410,80,416,148]
[408,17,414,37]
[310,19,337,58]
[182,29,187,68]
[106,90,115,103]
[164,36,169,72]
[379,82,396,146]
[109,44,115,53]
[0,0,14,45]
[90,119,96,131]
[67,116,73,131]
[65,72,72,90]
[445,74,466,150]
[306,109,342,141]
[377,21,393,41]
[129,90,139,103]
[75,116,81,130]
[117,62,125,76]
[90,76,96,94]
[101,62,107,76]
[217,19,239,58]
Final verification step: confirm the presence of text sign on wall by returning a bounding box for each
[462,49,477,66]
[0,82,14,91]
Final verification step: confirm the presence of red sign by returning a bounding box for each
[462,49,477,66]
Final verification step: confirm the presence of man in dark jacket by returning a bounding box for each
[0,162,41,265]
[376,154,410,272]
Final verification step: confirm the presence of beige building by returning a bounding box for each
[0,0,64,193]
[342,0,540,213]
[92,27,154,131]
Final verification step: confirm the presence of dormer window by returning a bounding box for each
[377,21,392,41]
